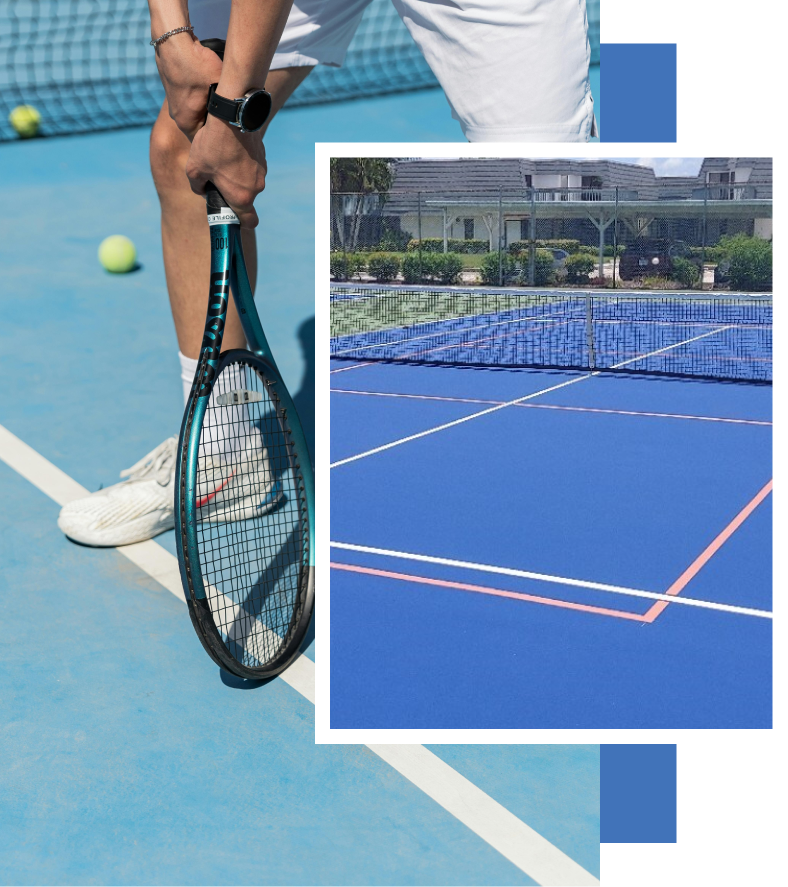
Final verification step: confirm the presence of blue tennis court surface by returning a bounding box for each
[330,355,772,728]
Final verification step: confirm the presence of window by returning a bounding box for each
[708,171,736,200]
[464,218,474,240]
[581,175,603,201]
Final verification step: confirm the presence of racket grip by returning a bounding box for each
[205,181,227,215]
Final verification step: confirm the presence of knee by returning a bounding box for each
[149,111,190,197]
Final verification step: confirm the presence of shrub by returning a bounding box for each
[480,252,517,285]
[718,234,772,291]
[330,251,347,280]
[565,253,595,284]
[533,249,555,286]
[481,250,555,286]
[402,253,423,283]
[348,253,367,278]
[401,252,462,284]
[432,253,463,284]
[688,245,726,264]
[419,252,441,281]
[671,257,701,288]
[330,252,366,280]
[366,252,401,282]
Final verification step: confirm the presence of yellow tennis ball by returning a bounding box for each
[9,104,41,138]
[98,235,137,274]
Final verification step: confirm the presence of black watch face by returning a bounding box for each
[240,90,272,132]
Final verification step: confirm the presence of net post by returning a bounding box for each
[585,294,596,369]
[700,186,708,291]
[613,188,619,290]
[417,190,423,283]
[497,187,503,286]
[528,188,536,286]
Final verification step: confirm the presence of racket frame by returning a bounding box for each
[175,187,315,678]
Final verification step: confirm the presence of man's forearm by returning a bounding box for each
[218,0,294,96]
[148,0,192,40]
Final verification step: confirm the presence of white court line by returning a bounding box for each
[330,324,737,468]
[370,744,598,887]
[0,422,596,886]
[331,542,772,619]
[330,387,772,426]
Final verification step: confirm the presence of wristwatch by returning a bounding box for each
[207,83,272,133]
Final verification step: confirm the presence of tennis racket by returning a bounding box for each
[175,182,314,679]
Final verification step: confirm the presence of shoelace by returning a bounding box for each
[119,436,177,486]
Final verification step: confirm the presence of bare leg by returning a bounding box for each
[149,65,314,359]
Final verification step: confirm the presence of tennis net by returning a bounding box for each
[330,284,773,383]
[0,0,599,141]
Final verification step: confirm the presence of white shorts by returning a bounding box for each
[189,0,596,142]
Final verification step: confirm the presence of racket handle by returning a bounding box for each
[204,181,234,220]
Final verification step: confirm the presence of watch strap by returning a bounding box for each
[207,84,239,125]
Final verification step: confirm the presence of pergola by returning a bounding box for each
[405,192,773,277]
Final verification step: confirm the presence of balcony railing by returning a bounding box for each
[691,185,758,201]
[531,188,639,202]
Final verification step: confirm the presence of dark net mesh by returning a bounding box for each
[0,0,599,140]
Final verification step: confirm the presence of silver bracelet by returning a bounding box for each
[150,25,194,48]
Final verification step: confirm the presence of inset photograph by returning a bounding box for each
[329,156,772,730]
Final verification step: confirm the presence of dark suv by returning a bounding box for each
[618,238,691,280]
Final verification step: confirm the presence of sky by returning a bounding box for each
[417,158,705,177]
[619,158,703,176]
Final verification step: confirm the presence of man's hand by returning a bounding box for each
[185,115,267,228]
[155,35,222,140]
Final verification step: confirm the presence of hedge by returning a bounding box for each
[507,238,583,255]
[330,252,366,280]
[407,238,489,254]
[402,252,464,284]
[366,252,401,282]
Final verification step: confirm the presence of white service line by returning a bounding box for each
[331,371,594,468]
[331,541,772,619]
[330,324,740,469]
[371,745,599,886]
[0,422,594,886]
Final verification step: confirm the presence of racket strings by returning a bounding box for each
[194,360,309,668]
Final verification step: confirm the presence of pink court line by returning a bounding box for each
[330,562,649,622]
[643,478,773,623]
[330,362,374,374]
[331,388,771,427]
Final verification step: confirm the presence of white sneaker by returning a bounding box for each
[57,430,284,547]
[58,436,178,546]
[195,428,284,524]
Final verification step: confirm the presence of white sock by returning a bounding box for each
[180,352,255,461]
[179,351,199,408]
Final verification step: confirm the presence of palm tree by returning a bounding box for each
[330,159,395,250]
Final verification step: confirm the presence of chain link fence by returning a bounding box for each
[330,187,773,292]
